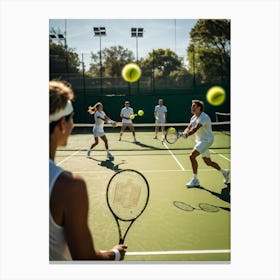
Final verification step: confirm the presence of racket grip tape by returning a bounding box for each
[112,248,121,261]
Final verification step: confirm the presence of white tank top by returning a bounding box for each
[49,159,72,260]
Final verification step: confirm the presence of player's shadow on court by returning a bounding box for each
[187,183,231,203]
[133,141,163,150]
[87,157,126,172]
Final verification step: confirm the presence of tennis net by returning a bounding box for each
[56,121,230,154]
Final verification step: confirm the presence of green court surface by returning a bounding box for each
[55,128,230,262]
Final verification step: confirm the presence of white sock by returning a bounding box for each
[193,174,198,179]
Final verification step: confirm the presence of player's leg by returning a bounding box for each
[202,154,230,183]
[154,125,159,139]
[119,125,126,141]
[87,136,99,156]
[100,135,114,160]
[128,125,137,142]
[160,125,166,143]
[186,149,200,187]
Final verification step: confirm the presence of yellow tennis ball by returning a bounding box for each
[122,63,142,83]
[206,86,226,106]
[169,127,176,133]
[138,109,144,116]
[130,114,135,120]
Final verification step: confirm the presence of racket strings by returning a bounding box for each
[107,170,149,220]
[113,180,142,209]
[198,203,220,212]
[165,128,178,144]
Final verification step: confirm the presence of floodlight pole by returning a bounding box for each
[99,34,102,94]
[131,28,143,94]
[93,27,106,94]
[49,20,69,76]
[64,19,69,75]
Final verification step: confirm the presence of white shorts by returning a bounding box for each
[194,141,213,158]
[122,123,133,127]
[155,119,166,125]
[93,126,105,137]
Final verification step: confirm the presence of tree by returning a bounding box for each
[141,48,183,77]
[188,19,230,84]
[141,48,190,88]
[49,41,80,75]
[89,45,134,77]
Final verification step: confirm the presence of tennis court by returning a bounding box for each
[54,123,230,262]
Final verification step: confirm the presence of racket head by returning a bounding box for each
[198,203,220,213]
[165,127,179,144]
[111,121,122,127]
[173,201,195,211]
[111,121,117,127]
[106,169,150,221]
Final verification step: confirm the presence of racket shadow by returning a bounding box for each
[173,201,230,213]
[187,183,231,204]
[87,157,126,172]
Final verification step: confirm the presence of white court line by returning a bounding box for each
[163,142,185,171]
[73,169,216,174]
[126,249,230,256]
[56,150,81,166]
[210,149,231,162]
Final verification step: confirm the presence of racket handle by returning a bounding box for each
[119,238,124,244]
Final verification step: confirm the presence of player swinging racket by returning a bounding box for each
[49,80,127,260]
[87,102,114,160]
[183,100,230,187]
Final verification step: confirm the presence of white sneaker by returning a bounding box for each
[223,170,230,184]
[107,152,114,160]
[87,150,91,157]
[186,177,200,187]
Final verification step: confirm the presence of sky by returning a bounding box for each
[49,19,198,70]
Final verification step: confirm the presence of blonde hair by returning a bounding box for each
[88,102,103,115]
[49,80,74,116]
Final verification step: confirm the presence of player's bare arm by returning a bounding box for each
[184,123,202,136]
[58,173,126,260]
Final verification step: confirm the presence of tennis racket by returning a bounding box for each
[106,169,150,244]
[165,127,185,144]
[107,120,122,127]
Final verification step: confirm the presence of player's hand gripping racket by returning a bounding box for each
[106,169,150,244]
[165,127,185,144]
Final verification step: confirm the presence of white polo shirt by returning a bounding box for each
[154,105,167,123]
[120,107,134,125]
[190,112,213,143]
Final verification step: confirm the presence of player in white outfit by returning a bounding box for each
[49,80,127,260]
[87,102,114,160]
[153,99,167,142]
[119,101,137,142]
[183,100,230,187]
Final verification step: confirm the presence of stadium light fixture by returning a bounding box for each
[93,27,107,94]
[131,28,144,93]
[49,26,69,74]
